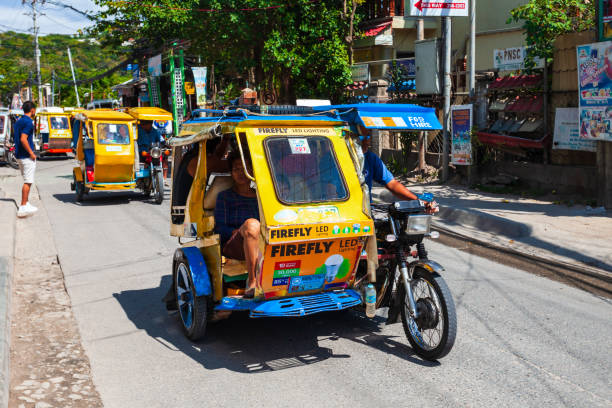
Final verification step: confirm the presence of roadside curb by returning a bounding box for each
[371,188,531,238]
[0,187,16,408]
[433,223,612,284]
[370,187,612,285]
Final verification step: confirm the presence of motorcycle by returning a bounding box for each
[355,197,457,361]
[137,142,167,205]
[3,139,19,169]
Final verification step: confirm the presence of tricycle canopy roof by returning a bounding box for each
[312,103,442,131]
[75,110,136,122]
[168,108,344,146]
[168,103,441,146]
[127,107,173,122]
[37,107,65,114]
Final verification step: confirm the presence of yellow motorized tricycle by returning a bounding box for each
[70,109,138,201]
[126,107,173,204]
[164,104,456,360]
[34,107,73,157]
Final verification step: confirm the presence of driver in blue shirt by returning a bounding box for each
[357,125,438,212]
[358,125,419,200]
[137,120,164,154]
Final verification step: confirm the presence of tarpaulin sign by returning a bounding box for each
[409,0,468,17]
[192,67,208,107]
[147,54,162,77]
[450,104,472,165]
[577,41,612,141]
[553,108,596,152]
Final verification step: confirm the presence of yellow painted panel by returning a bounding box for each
[241,125,373,243]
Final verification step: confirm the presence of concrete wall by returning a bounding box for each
[496,161,598,196]
[451,0,528,71]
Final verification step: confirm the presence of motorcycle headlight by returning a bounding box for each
[405,215,432,235]
[150,147,161,159]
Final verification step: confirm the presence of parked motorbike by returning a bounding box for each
[355,197,457,360]
[137,142,167,204]
[3,135,19,169]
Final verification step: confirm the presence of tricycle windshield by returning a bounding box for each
[0,116,5,134]
[264,136,348,204]
[50,116,69,130]
[97,123,130,145]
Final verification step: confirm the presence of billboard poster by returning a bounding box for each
[147,54,162,77]
[577,41,612,141]
[192,67,207,107]
[553,108,597,152]
[450,104,472,165]
[409,0,468,17]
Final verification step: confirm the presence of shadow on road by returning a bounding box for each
[52,190,171,207]
[112,276,438,373]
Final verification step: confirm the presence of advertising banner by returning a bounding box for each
[493,47,545,71]
[577,41,612,141]
[553,108,597,152]
[409,0,468,17]
[147,54,162,77]
[192,67,208,107]
[261,237,364,299]
[450,104,473,165]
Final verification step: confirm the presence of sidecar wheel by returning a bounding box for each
[174,255,209,341]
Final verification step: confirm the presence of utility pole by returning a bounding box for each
[27,0,44,107]
[67,47,81,107]
[442,17,452,182]
[417,18,426,172]
[27,71,33,101]
[51,70,55,106]
[469,0,476,98]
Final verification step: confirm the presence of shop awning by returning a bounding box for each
[363,22,391,37]
[314,103,442,131]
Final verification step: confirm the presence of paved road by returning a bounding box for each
[34,159,611,408]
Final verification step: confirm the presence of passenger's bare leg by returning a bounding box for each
[21,183,31,206]
[240,218,260,293]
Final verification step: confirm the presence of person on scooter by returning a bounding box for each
[357,125,437,212]
[137,120,163,155]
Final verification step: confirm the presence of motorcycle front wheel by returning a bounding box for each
[399,267,457,361]
[154,171,164,204]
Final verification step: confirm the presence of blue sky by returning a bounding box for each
[0,0,100,36]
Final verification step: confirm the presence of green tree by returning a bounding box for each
[0,31,131,106]
[508,0,596,66]
[89,0,362,103]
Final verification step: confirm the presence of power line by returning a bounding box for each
[42,13,78,32]
[44,0,94,19]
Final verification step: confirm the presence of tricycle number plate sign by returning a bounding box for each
[288,138,311,154]
[106,145,122,152]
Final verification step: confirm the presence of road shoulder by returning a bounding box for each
[0,171,17,408]
[5,175,103,407]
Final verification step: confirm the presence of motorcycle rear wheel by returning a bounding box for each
[6,151,18,169]
[400,267,457,361]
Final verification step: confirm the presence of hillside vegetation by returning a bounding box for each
[0,31,131,107]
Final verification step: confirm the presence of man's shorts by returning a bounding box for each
[17,158,36,184]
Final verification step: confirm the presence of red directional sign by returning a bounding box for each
[410,0,469,17]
